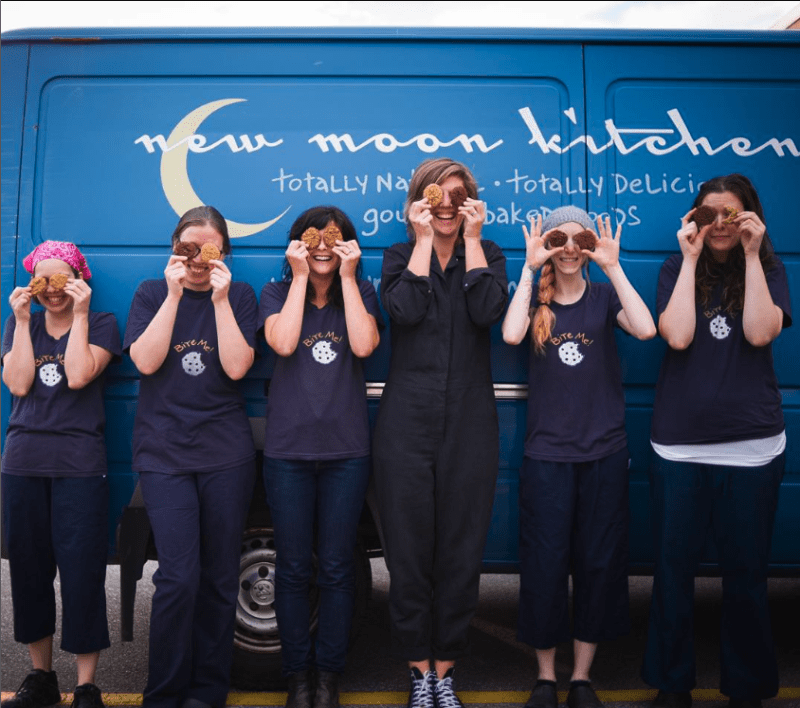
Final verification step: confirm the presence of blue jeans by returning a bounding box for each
[263,456,370,675]
[642,453,784,700]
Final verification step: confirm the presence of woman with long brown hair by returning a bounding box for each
[642,175,791,708]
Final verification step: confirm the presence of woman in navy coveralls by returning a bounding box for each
[124,206,258,708]
[373,158,508,708]
[642,175,791,708]
[502,206,655,708]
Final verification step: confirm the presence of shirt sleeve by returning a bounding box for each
[2,313,17,362]
[232,282,259,349]
[123,281,162,352]
[380,244,434,326]
[463,240,508,328]
[258,282,289,328]
[766,258,792,329]
[88,311,122,359]
[358,279,385,330]
[655,254,682,317]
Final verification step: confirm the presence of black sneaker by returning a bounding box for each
[434,669,463,708]
[653,691,692,708]
[69,685,104,708]
[1,670,61,708]
[567,682,603,708]
[525,681,557,708]
[407,668,436,708]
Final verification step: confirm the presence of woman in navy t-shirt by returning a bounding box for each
[642,175,792,708]
[2,241,120,708]
[124,206,258,708]
[258,206,381,708]
[503,206,655,708]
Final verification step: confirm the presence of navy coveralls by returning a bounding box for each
[373,239,507,661]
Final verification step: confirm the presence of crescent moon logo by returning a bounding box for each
[160,98,289,238]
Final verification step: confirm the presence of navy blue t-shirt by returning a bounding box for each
[259,279,383,460]
[651,254,792,445]
[524,282,627,462]
[124,280,258,472]
[1,310,121,477]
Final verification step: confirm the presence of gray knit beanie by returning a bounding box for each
[542,205,594,233]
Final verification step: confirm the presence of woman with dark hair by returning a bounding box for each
[502,206,655,708]
[642,175,791,708]
[2,242,120,708]
[124,205,258,708]
[259,206,382,708]
[372,158,508,708]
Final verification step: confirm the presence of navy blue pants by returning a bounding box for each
[517,448,631,649]
[1,473,110,654]
[263,456,370,675]
[642,454,784,700]
[139,461,254,708]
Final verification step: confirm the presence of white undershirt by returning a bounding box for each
[651,431,785,467]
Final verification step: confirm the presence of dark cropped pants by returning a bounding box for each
[642,453,784,700]
[517,448,631,649]
[139,461,254,708]
[2,473,110,654]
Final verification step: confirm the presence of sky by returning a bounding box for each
[2,0,799,33]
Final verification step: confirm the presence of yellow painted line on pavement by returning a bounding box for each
[3,688,800,705]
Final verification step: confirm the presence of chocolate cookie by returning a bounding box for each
[573,230,598,251]
[174,241,200,259]
[690,205,716,228]
[450,185,468,209]
[546,230,568,248]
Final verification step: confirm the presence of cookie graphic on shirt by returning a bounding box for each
[39,363,62,387]
[182,351,206,376]
[710,314,731,340]
[312,340,337,365]
[558,341,584,366]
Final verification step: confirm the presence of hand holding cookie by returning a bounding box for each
[408,198,434,241]
[524,215,561,270]
[9,286,33,323]
[63,278,92,316]
[678,208,707,261]
[587,216,619,270]
[286,239,310,278]
[734,210,766,258]
[333,239,361,279]
[460,198,485,241]
[209,258,232,303]
[164,254,187,298]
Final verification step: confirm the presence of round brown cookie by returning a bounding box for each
[573,230,598,251]
[200,242,221,262]
[174,241,200,259]
[690,205,716,228]
[546,230,568,248]
[48,273,70,290]
[723,206,739,224]
[29,276,48,295]
[322,224,342,248]
[450,185,468,209]
[301,227,322,249]
[423,183,443,207]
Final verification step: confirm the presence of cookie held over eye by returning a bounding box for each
[200,243,221,262]
[174,242,199,259]
[723,206,739,224]
[301,227,322,249]
[322,224,342,248]
[29,277,48,295]
[423,183,443,207]
[690,205,716,228]
[546,230,568,248]
[450,185,468,209]
[573,230,598,251]
[48,273,70,290]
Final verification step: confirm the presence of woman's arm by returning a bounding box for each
[738,211,784,346]
[2,288,36,396]
[588,217,656,341]
[210,261,255,380]
[129,256,185,375]
[658,210,708,349]
[333,239,380,358]
[462,198,489,273]
[265,241,310,357]
[63,279,114,388]
[406,198,435,277]
[502,215,556,345]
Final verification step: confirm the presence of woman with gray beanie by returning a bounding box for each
[503,206,655,708]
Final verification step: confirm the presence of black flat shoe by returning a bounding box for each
[652,690,692,708]
[567,682,603,708]
[525,681,557,708]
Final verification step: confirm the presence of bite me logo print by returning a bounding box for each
[182,351,206,376]
[558,341,584,367]
[39,363,62,387]
[710,314,732,340]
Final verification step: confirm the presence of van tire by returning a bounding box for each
[230,527,372,690]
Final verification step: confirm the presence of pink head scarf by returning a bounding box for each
[23,241,92,280]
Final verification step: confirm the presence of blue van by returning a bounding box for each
[2,27,799,688]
